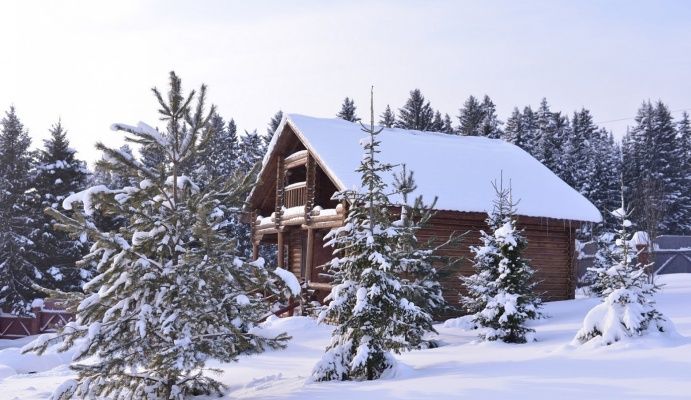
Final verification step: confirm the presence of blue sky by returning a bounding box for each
[1,0,690,163]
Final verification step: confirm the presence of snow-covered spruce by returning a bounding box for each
[461,179,542,343]
[0,107,44,315]
[24,72,291,400]
[573,205,674,346]
[312,93,444,381]
[31,120,92,294]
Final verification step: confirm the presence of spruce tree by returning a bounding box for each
[379,105,396,128]
[533,98,561,171]
[27,72,292,399]
[678,112,691,234]
[478,95,503,138]
[623,101,689,234]
[574,198,674,346]
[430,111,444,132]
[0,107,43,314]
[502,108,525,147]
[457,95,484,136]
[265,110,283,147]
[520,105,538,156]
[312,89,441,381]
[396,89,434,131]
[461,179,541,343]
[237,130,266,175]
[442,113,454,134]
[32,120,91,293]
[201,113,239,184]
[336,97,359,122]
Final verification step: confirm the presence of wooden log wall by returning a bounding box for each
[417,211,577,311]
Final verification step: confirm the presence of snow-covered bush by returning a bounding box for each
[461,179,542,343]
[24,72,291,399]
[574,205,674,346]
[311,93,444,382]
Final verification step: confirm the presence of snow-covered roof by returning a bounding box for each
[261,114,602,223]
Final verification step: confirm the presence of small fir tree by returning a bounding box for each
[461,179,542,343]
[379,104,396,128]
[336,97,359,122]
[312,88,441,381]
[27,72,292,399]
[573,196,674,346]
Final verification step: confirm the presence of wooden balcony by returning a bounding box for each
[284,182,307,208]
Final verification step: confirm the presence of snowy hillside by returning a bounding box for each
[2,274,691,399]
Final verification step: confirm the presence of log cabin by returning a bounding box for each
[246,114,602,314]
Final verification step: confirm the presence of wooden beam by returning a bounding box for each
[275,154,285,227]
[252,242,259,261]
[277,230,285,268]
[305,154,316,224]
[305,228,315,283]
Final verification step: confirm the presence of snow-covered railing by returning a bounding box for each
[284,181,307,208]
[254,204,346,236]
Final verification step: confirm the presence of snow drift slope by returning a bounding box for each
[2,274,691,399]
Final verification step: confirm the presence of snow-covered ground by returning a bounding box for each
[2,274,691,400]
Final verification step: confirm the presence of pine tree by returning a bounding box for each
[237,129,266,176]
[574,199,674,346]
[337,97,359,122]
[0,107,43,314]
[379,105,396,128]
[201,113,239,185]
[312,89,441,381]
[396,89,434,131]
[32,120,91,294]
[461,179,542,343]
[478,95,502,138]
[429,111,444,132]
[457,95,484,136]
[623,101,689,234]
[678,112,691,234]
[533,98,561,171]
[442,113,454,134]
[502,108,525,147]
[520,105,538,155]
[27,72,293,399]
[265,110,283,147]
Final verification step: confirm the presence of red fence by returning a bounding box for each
[0,306,73,339]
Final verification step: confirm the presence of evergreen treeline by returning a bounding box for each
[0,102,280,314]
[344,92,691,236]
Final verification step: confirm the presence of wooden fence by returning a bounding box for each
[0,304,73,339]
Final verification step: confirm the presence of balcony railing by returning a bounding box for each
[284,181,307,208]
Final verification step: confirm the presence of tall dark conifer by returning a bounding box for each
[457,95,483,136]
[396,89,434,131]
[32,120,91,293]
[336,97,359,122]
[0,107,42,314]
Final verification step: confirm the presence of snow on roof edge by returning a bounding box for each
[248,113,602,223]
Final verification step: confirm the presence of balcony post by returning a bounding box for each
[277,230,285,268]
[305,154,316,224]
[275,154,285,227]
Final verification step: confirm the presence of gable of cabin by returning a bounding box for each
[247,123,340,218]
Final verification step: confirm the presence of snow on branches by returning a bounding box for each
[574,202,675,346]
[312,89,446,382]
[461,178,542,343]
[25,72,291,399]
